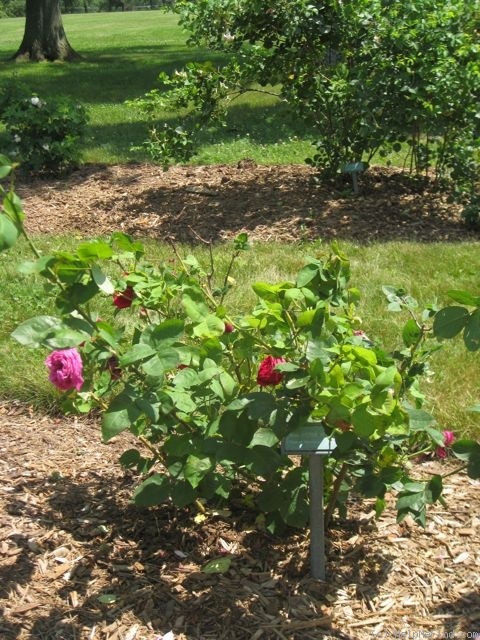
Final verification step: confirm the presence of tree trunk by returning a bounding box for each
[12,0,81,62]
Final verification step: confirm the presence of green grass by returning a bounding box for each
[1,237,479,437]
[0,11,313,165]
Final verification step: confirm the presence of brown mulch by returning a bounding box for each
[15,162,480,243]
[1,163,480,639]
[1,399,479,640]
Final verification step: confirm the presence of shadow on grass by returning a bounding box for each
[84,100,312,159]
[0,468,393,640]
[0,45,229,105]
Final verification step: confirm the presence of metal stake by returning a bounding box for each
[308,454,326,580]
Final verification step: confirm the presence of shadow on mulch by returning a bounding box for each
[1,470,394,640]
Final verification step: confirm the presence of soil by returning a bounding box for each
[1,163,480,640]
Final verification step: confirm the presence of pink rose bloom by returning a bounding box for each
[257,356,286,386]
[45,348,84,391]
[443,430,455,447]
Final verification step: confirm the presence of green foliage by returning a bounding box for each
[2,156,479,532]
[135,0,479,222]
[0,80,88,175]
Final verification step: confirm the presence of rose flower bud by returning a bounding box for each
[224,322,235,334]
[45,348,84,391]
[257,355,286,387]
[113,286,135,309]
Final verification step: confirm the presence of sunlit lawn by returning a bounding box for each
[0,11,313,165]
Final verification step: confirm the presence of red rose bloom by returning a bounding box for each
[113,286,135,309]
[257,355,286,386]
[106,356,122,381]
[436,446,448,459]
[224,322,235,333]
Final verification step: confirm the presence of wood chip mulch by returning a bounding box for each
[1,400,479,640]
[14,162,480,244]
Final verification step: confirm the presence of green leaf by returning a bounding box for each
[402,318,421,347]
[0,213,19,252]
[78,240,113,260]
[119,449,142,468]
[102,393,142,441]
[202,557,232,574]
[447,290,480,307]
[357,474,385,498]
[184,455,213,488]
[193,314,225,339]
[452,439,480,461]
[463,309,480,351]
[352,404,376,437]
[97,594,117,604]
[171,480,196,508]
[110,231,144,257]
[250,428,279,448]
[44,328,90,349]
[119,343,157,366]
[133,473,170,507]
[245,392,277,421]
[352,345,377,365]
[246,446,282,476]
[2,191,24,225]
[374,366,398,390]
[396,490,425,512]
[467,451,480,479]
[0,155,13,178]
[57,281,99,311]
[296,263,319,288]
[252,281,281,302]
[167,390,197,413]
[433,306,469,339]
[141,319,184,348]
[164,433,201,457]
[406,408,436,431]
[279,483,309,528]
[11,315,62,348]
[426,475,443,503]
[182,288,209,322]
[91,264,115,295]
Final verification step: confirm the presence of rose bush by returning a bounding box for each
[1,154,479,532]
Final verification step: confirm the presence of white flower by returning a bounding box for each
[222,31,234,41]
[13,134,21,143]
[30,96,41,107]
[42,143,50,151]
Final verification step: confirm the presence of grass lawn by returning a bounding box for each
[0,11,313,165]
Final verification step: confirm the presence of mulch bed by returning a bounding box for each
[1,400,479,640]
[15,162,480,244]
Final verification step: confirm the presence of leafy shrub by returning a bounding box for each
[131,0,479,223]
[1,156,479,533]
[0,81,88,175]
